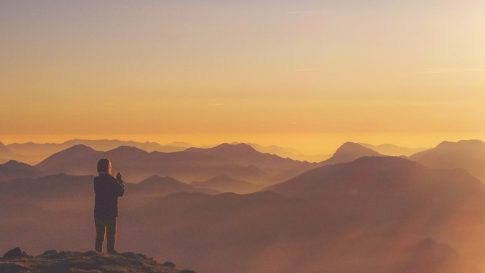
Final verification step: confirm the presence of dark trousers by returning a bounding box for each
[95,217,117,253]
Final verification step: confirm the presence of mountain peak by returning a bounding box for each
[322,142,381,165]
[337,141,370,151]
[1,160,40,169]
[0,160,42,181]
[35,144,99,172]
[184,142,260,155]
[107,145,148,154]
[212,143,258,153]
[2,160,30,167]
[64,144,97,153]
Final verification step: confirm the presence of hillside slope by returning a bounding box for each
[0,160,43,182]
[410,140,485,181]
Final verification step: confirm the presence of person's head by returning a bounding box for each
[97,158,112,175]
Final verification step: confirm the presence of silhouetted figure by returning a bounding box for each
[94,158,124,254]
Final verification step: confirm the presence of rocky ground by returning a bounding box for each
[0,248,196,273]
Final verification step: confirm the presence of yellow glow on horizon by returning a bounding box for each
[1,1,485,156]
[3,132,485,158]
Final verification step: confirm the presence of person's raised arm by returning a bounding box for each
[115,172,125,197]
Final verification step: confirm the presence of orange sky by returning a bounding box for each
[1,1,485,154]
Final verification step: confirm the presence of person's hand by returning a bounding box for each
[116,172,123,182]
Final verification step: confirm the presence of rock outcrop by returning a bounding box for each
[0,248,195,273]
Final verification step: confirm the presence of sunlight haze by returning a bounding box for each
[1,0,485,154]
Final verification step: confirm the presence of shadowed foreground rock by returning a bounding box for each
[0,248,196,273]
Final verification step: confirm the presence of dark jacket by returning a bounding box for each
[94,174,124,219]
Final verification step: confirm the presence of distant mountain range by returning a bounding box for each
[34,143,316,184]
[0,139,192,164]
[0,139,330,164]
[3,139,485,273]
[0,138,435,166]
[1,156,482,273]
[4,139,485,185]
[33,141,411,185]
[1,141,380,186]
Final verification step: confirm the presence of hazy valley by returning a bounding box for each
[2,139,485,273]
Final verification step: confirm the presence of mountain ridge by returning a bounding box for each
[35,143,313,184]
[271,156,483,197]
[410,139,485,181]
[0,160,43,182]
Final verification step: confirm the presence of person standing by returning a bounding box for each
[93,158,125,254]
